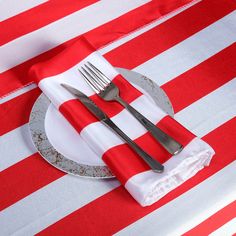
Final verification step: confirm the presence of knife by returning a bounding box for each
[61,83,164,173]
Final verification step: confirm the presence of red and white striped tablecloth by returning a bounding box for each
[1,0,236,235]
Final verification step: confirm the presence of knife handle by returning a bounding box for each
[103,118,164,173]
[115,97,183,155]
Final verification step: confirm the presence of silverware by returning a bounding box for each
[78,62,183,155]
[61,83,164,173]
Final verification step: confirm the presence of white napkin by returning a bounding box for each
[30,37,215,206]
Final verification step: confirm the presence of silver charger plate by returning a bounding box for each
[29,68,174,179]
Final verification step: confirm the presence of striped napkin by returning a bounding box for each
[29,37,215,206]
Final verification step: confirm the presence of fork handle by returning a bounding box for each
[115,97,183,155]
[103,118,164,173]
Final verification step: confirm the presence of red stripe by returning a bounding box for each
[51,51,195,184]
[0,0,193,97]
[162,43,236,112]
[30,37,96,82]
[44,39,196,186]
[2,0,235,137]
[2,42,235,137]
[0,2,235,211]
[0,88,41,135]
[104,0,236,69]
[37,118,236,235]
[86,0,194,50]
[0,47,234,209]
[0,0,235,232]
[59,74,142,132]
[2,0,188,46]
[103,116,195,184]
[0,0,98,46]
[1,43,235,208]
[183,201,236,236]
[1,0,234,97]
[0,153,65,211]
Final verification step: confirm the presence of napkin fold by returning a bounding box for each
[30,37,215,206]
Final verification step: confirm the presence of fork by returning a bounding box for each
[79,62,183,155]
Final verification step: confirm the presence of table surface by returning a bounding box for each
[1,0,236,235]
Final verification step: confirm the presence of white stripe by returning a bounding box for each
[125,137,214,206]
[99,0,201,55]
[175,78,236,137]
[38,49,166,159]
[122,79,236,206]
[0,2,234,235]
[0,124,36,171]
[210,218,236,236]
[38,52,119,108]
[0,78,235,234]
[0,83,37,104]
[123,78,236,206]
[0,0,149,72]
[26,11,236,161]
[1,72,235,172]
[0,175,120,236]
[0,0,199,102]
[135,11,236,86]
[1,3,235,102]
[80,95,165,157]
[22,53,236,171]
[1,5,233,102]
[0,0,47,21]
[115,161,236,236]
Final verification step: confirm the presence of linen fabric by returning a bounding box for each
[30,37,215,206]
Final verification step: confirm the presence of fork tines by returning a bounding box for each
[78,62,111,93]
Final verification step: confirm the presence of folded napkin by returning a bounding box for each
[30,37,215,206]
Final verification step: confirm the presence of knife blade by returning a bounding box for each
[61,83,107,121]
[61,83,164,173]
